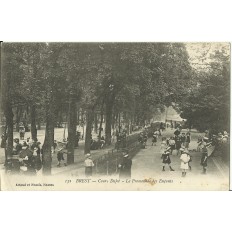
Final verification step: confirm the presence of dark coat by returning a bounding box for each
[161,153,171,164]
[119,157,132,178]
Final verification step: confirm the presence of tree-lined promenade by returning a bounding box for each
[0,43,230,175]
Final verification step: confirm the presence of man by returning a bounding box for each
[119,152,132,179]
[174,127,180,136]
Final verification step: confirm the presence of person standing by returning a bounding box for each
[175,135,182,155]
[174,127,180,136]
[119,152,132,179]
[201,147,208,174]
[180,149,191,177]
[169,137,176,155]
[57,148,67,167]
[152,132,158,146]
[185,132,191,149]
[180,132,186,147]
[160,137,167,155]
[84,153,94,177]
[161,148,175,171]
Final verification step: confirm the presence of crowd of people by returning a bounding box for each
[154,127,230,177]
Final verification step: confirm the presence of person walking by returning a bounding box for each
[201,147,208,174]
[180,149,191,177]
[152,132,158,146]
[185,132,191,149]
[119,152,132,179]
[84,153,94,177]
[161,147,175,171]
[180,132,186,147]
[175,135,182,155]
[57,148,67,167]
[169,137,176,155]
[160,137,167,155]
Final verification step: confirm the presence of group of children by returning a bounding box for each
[157,130,209,177]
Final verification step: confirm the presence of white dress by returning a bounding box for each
[180,153,190,169]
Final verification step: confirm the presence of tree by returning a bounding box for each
[179,45,230,133]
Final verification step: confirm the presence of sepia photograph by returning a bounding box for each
[0,42,230,190]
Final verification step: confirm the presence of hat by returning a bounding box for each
[203,137,209,140]
[180,148,185,152]
[123,154,129,158]
[184,149,190,154]
[85,153,91,158]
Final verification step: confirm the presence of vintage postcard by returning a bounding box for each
[0,42,230,191]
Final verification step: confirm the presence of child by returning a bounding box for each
[84,153,95,177]
[180,149,191,177]
[152,132,158,146]
[169,137,176,155]
[160,137,167,154]
[197,135,203,151]
[175,135,182,155]
[185,132,191,149]
[180,132,186,147]
[201,147,208,174]
[57,148,67,167]
[161,148,175,171]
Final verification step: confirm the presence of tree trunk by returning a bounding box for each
[37,119,41,130]
[98,111,104,139]
[84,108,94,154]
[105,99,114,145]
[15,106,22,132]
[118,113,121,133]
[94,113,98,134]
[42,105,54,175]
[67,98,77,164]
[30,105,37,140]
[5,103,14,159]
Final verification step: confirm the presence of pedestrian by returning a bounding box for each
[180,149,191,177]
[19,126,25,140]
[197,135,203,151]
[169,137,176,155]
[175,135,182,155]
[200,147,208,174]
[152,132,158,146]
[160,137,167,155]
[119,152,132,179]
[171,121,173,130]
[180,132,186,147]
[185,132,191,149]
[174,127,180,136]
[84,153,94,177]
[57,148,67,167]
[161,147,175,171]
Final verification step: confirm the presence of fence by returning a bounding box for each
[92,126,155,176]
[93,138,141,176]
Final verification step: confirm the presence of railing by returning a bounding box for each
[93,141,141,176]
